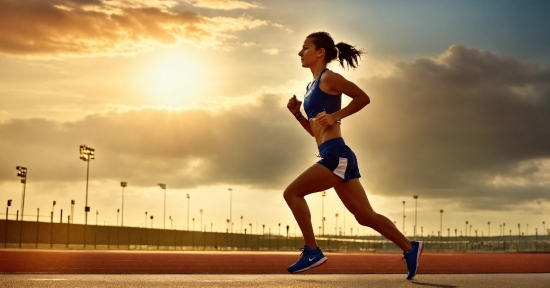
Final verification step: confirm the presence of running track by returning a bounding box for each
[1,250,549,274]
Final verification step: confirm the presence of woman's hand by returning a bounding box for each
[287,95,302,115]
[314,111,336,127]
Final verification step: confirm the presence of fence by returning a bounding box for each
[1,220,549,252]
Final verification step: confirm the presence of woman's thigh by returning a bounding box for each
[284,163,342,198]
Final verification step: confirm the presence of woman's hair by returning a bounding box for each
[307,32,365,69]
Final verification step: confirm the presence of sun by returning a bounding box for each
[144,53,206,107]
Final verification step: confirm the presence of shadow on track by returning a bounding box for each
[412,281,457,288]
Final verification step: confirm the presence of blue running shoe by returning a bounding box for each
[403,241,424,280]
[287,245,328,273]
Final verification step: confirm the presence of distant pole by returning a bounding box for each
[322,191,326,236]
[52,201,56,222]
[402,201,406,234]
[200,209,203,232]
[158,183,166,229]
[70,200,75,224]
[335,213,339,236]
[440,210,444,242]
[186,194,190,230]
[5,200,12,247]
[80,144,95,249]
[465,221,469,237]
[228,188,233,233]
[487,222,491,237]
[36,208,39,248]
[413,195,418,239]
[79,145,95,225]
[120,182,127,227]
[50,211,53,248]
[16,166,28,221]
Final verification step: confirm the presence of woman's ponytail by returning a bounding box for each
[307,32,365,70]
[335,42,365,69]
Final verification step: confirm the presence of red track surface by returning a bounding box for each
[1,250,549,274]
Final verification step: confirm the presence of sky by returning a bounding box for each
[1,0,549,238]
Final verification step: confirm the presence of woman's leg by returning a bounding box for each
[334,179,412,252]
[283,163,342,249]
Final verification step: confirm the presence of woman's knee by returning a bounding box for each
[283,187,300,204]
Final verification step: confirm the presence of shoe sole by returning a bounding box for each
[407,242,424,280]
[290,257,328,274]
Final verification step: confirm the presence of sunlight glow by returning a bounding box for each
[144,53,206,107]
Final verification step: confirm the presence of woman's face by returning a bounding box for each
[298,37,321,68]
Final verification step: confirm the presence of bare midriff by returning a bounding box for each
[310,119,342,146]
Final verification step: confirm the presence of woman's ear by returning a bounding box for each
[317,48,325,57]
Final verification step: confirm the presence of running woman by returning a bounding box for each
[285,32,423,279]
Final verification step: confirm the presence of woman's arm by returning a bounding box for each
[287,95,314,136]
[295,112,314,136]
[316,72,370,126]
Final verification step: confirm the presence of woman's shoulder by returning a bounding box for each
[321,69,347,87]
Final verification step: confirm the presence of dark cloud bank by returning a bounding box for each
[1,45,549,211]
[0,0,257,57]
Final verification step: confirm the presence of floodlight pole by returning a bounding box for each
[80,144,95,248]
[85,157,90,224]
[440,210,444,242]
[402,201,406,234]
[158,183,166,229]
[413,195,418,239]
[21,177,26,221]
[71,200,75,224]
[16,166,28,221]
[186,194,190,230]
[121,182,127,227]
[322,191,326,236]
[228,188,232,234]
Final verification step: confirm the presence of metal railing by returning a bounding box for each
[2,219,549,252]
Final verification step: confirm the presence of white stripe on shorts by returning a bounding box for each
[333,157,348,179]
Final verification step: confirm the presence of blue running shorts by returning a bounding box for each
[317,138,361,182]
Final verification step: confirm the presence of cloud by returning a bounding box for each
[240,41,257,47]
[0,93,313,190]
[183,0,260,10]
[0,0,269,57]
[347,45,550,210]
[262,48,280,55]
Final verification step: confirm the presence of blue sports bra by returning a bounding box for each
[303,68,342,122]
